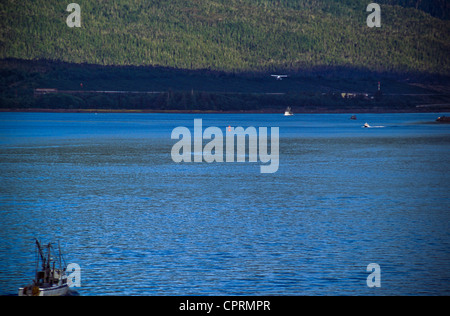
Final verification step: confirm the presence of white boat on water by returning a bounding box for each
[18,239,69,296]
[19,283,69,296]
[363,123,370,128]
[284,107,293,116]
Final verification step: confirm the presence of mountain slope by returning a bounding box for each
[0,0,449,74]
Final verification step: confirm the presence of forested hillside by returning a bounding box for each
[1,0,449,74]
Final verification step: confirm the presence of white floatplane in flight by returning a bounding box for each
[271,75,288,80]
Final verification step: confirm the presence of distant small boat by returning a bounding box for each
[363,123,370,128]
[436,115,450,122]
[284,107,293,116]
[350,115,357,120]
[18,239,69,296]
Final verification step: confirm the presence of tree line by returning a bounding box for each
[0,0,449,74]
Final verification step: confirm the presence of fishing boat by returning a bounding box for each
[284,107,293,116]
[363,123,370,128]
[18,239,69,296]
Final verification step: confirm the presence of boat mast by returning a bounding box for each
[47,242,54,284]
[47,243,51,271]
[35,238,46,271]
[58,241,62,270]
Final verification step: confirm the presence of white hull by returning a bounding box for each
[18,284,69,296]
[284,112,293,116]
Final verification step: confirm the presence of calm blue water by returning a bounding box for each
[0,112,449,295]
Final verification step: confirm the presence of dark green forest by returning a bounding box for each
[1,0,449,73]
[0,0,449,112]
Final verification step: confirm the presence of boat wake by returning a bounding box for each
[363,123,385,128]
[362,125,385,128]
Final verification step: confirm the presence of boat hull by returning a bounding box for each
[18,284,69,296]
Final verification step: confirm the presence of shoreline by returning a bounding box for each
[0,108,449,114]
